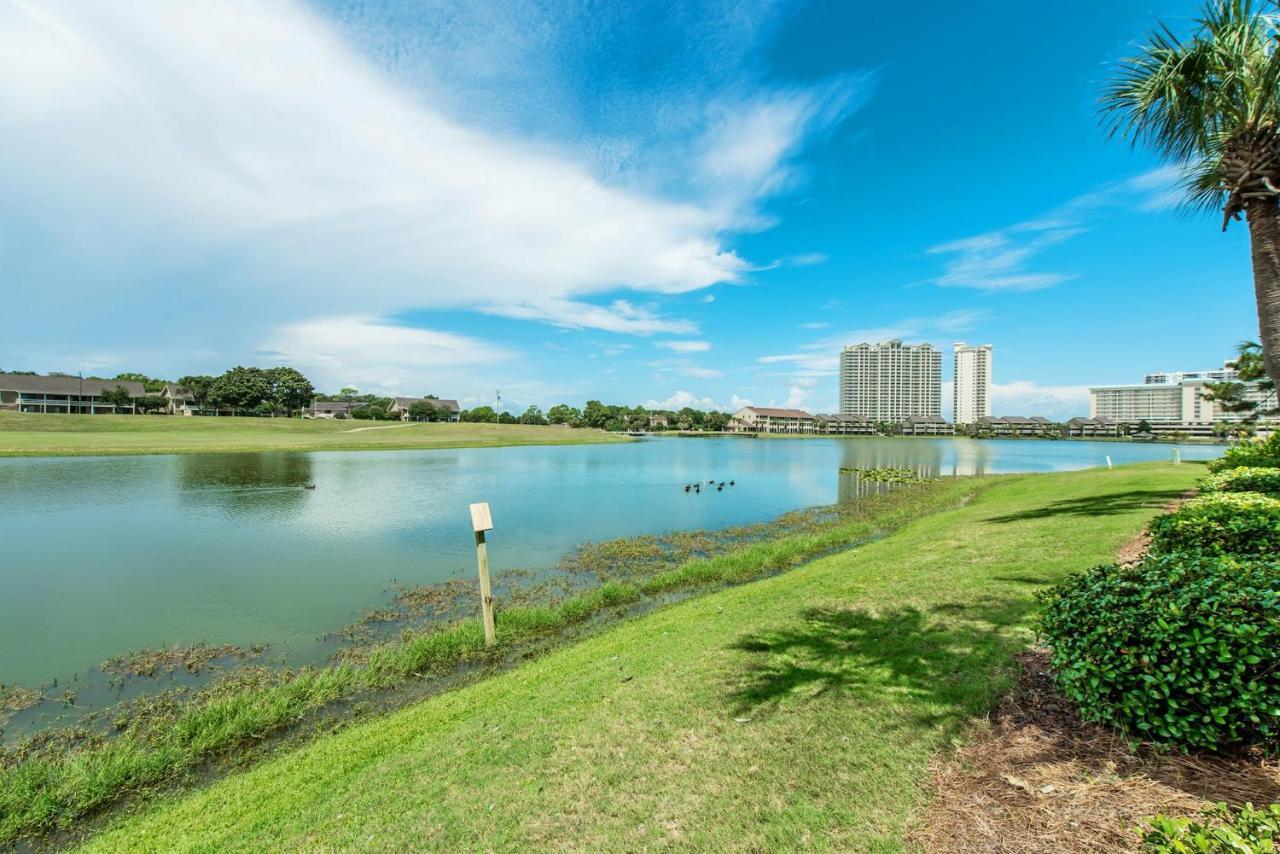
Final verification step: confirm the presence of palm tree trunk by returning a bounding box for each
[1246,203,1280,388]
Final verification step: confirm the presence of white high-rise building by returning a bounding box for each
[952,342,993,425]
[839,339,942,421]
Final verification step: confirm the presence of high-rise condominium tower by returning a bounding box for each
[952,342,992,425]
[839,339,942,421]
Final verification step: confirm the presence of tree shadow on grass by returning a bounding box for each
[984,489,1185,524]
[726,596,1037,730]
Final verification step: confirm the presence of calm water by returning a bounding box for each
[0,437,1217,687]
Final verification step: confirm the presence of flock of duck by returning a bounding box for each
[684,479,735,493]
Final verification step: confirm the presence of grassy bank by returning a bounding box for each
[0,478,976,845]
[0,412,627,456]
[68,462,1201,851]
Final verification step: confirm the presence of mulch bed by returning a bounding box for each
[909,650,1280,852]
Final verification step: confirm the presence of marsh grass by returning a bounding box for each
[101,644,265,678]
[0,479,976,844]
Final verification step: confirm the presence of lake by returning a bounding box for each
[0,437,1217,688]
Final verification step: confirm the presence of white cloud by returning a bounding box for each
[643,390,730,411]
[991,380,1092,421]
[478,299,696,335]
[730,394,753,410]
[700,294,716,303]
[789,252,828,266]
[265,315,514,393]
[655,340,712,353]
[799,322,829,330]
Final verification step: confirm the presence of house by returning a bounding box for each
[1064,417,1121,438]
[648,412,670,429]
[0,373,145,414]
[901,415,954,436]
[813,414,875,435]
[974,416,1059,437]
[307,401,364,419]
[728,406,815,434]
[159,383,198,416]
[387,398,461,422]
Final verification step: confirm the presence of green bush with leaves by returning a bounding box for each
[1142,802,1280,852]
[1038,553,1280,751]
[1147,492,1280,557]
[1208,432,1280,473]
[1201,466,1280,497]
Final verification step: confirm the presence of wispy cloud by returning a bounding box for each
[478,300,696,335]
[655,340,712,353]
[758,309,988,379]
[925,166,1183,292]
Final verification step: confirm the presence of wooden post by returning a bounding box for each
[1174,448,1182,465]
[1105,455,1113,470]
[469,502,497,647]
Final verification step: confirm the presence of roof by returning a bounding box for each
[814,413,869,423]
[904,415,947,424]
[741,406,814,419]
[0,373,145,397]
[309,401,361,412]
[391,397,459,412]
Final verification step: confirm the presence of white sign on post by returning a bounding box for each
[469,502,497,647]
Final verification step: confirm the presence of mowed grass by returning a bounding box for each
[0,412,627,456]
[79,463,1202,851]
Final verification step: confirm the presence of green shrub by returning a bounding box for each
[1038,553,1280,751]
[1147,492,1280,557]
[1208,433,1280,473]
[1142,802,1280,852]
[1201,466,1280,497]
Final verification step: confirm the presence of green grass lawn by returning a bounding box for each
[77,463,1200,851]
[0,412,627,456]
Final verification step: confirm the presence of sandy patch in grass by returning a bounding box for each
[910,650,1280,853]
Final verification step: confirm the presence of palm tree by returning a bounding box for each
[1103,0,1280,387]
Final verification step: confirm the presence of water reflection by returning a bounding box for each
[176,453,314,517]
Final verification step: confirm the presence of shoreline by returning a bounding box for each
[69,462,1204,851]
[0,413,630,458]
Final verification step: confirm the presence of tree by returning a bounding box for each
[547,404,579,425]
[1103,1,1280,387]
[582,400,611,429]
[520,405,547,425]
[177,375,215,409]
[339,386,358,402]
[100,384,135,410]
[260,367,315,414]
[135,394,168,413]
[1204,339,1279,418]
[462,405,499,423]
[704,411,730,432]
[114,372,167,393]
[498,411,518,424]
[409,401,442,422]
[209,367,270,413]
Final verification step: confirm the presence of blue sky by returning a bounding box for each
[0,0,1258,418]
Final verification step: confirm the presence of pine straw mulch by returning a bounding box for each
[909,650,1280,852]
[1113,491,1196,566]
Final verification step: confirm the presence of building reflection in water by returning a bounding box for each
[835,438,997,504]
